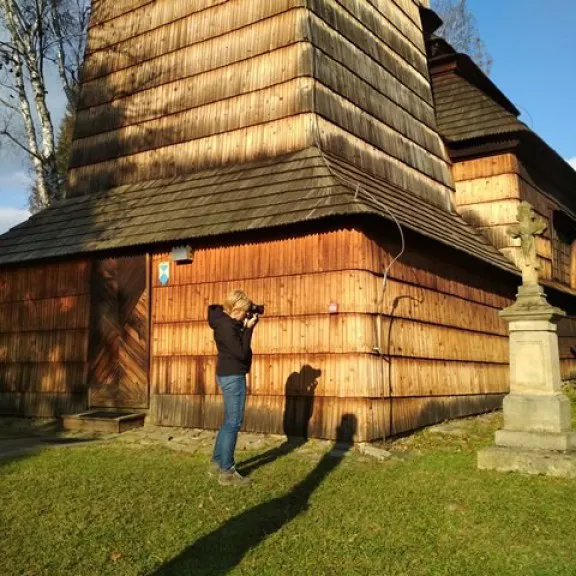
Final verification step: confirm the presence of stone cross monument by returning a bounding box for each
[478,201,576,477]
[507,201,547,287]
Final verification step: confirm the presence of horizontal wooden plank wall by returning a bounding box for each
[453,154,576,379]
[453,153,576,288]
[150,225,513,440]
[453,154,553,281]
[0,261,91,416]
[558,315,576,381]
[516,161,576,288]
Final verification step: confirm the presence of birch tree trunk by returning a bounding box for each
[13,49,51,207]
[0,0,89,211]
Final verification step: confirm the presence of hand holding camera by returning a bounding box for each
[244,303,264,329]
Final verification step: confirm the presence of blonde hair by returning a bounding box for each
[223,289,251,315]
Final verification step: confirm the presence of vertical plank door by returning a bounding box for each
[88,255,150,409]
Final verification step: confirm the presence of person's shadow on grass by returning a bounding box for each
[237,365,321,477]
[150,414,357,576]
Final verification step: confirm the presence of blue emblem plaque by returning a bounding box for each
[158,261,170,286]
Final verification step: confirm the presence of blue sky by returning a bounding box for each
[0,1,575,232]
[468,0,576,161]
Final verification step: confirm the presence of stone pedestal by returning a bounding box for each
[478,284,576,477]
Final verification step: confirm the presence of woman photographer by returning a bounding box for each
[207,289,259,486]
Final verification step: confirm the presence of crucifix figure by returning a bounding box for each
[507,201,547,286]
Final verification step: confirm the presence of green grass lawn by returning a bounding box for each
[1,402,576,576]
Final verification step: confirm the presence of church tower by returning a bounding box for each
[70,0,454,209]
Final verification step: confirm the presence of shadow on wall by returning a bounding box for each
[548,295,576,382]
[365,219,517,303]
[389,396,505,439]
[151,414,357,576]
[0,261,102,467]
[360,218,516,436]
[7,23,171,415]
[239,364,321,476]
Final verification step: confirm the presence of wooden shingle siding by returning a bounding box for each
[306,1,454,208]
[389,394,503,435]
[331,0,429,71]
[83,0,306,83]
[152,272,508,335]
[152,317,508,361]
[68,115,316,194]
[450,154,575,380]
[70,78,314,168]
[312,49,439,154]
[70,0,454,210]
[307,1,431,100]
[315,118,452,208]
[74,43,311,139]
[431,40,576,293]
[78,10,305,109]
[0,261,91,416]
[89,0,155,29]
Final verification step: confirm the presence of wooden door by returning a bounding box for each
[88,255,150,409]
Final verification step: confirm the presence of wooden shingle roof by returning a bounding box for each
[0,148,516,275]
[431,70,530,143]
[428,37,531,144]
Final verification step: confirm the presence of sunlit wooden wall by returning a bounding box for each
[453,154,553,280]
[150,224,513,440]
[0,261,91,416]
[306,0,454,209]
[453,154,576,380]
[454,153,574,286]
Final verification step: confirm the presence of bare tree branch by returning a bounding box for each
[0,93,20,111]
[432,0,493,75]
[0,125,41,159]
[47,0,72,102]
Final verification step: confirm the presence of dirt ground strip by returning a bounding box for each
[0,413,503,463]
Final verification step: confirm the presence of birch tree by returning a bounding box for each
[0,0,89,210]
[432,0,492,75]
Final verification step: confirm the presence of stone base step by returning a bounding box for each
[62,411,146,434]
[478,446,576,478]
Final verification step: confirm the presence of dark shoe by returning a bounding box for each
[218,469,252,486]
[208,461,221,477]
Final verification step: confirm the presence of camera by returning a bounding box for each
[247,303,265,317]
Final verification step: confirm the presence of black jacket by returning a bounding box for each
[208,305,254,376]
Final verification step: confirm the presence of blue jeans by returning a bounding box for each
[212,374,247,472]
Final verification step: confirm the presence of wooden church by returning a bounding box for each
[0,0,574,441]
